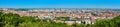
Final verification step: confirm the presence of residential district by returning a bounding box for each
[1,8,120,25]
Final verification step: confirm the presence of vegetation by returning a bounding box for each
[0,12,70,27]
[55,16,70,20]
[0,11,120,27]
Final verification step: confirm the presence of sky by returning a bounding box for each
[0,0,120,8]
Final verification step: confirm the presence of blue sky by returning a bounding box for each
[0,0,120,8]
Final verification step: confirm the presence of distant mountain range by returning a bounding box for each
[0,8,120,11]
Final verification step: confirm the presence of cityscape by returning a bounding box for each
[1,8,120,25]
[0,0,120,27]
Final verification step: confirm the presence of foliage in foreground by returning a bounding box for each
[0,12,120,27]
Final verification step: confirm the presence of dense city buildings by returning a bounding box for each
[1,8,120,25]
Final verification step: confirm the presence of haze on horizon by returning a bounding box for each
[0,0,120,8]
